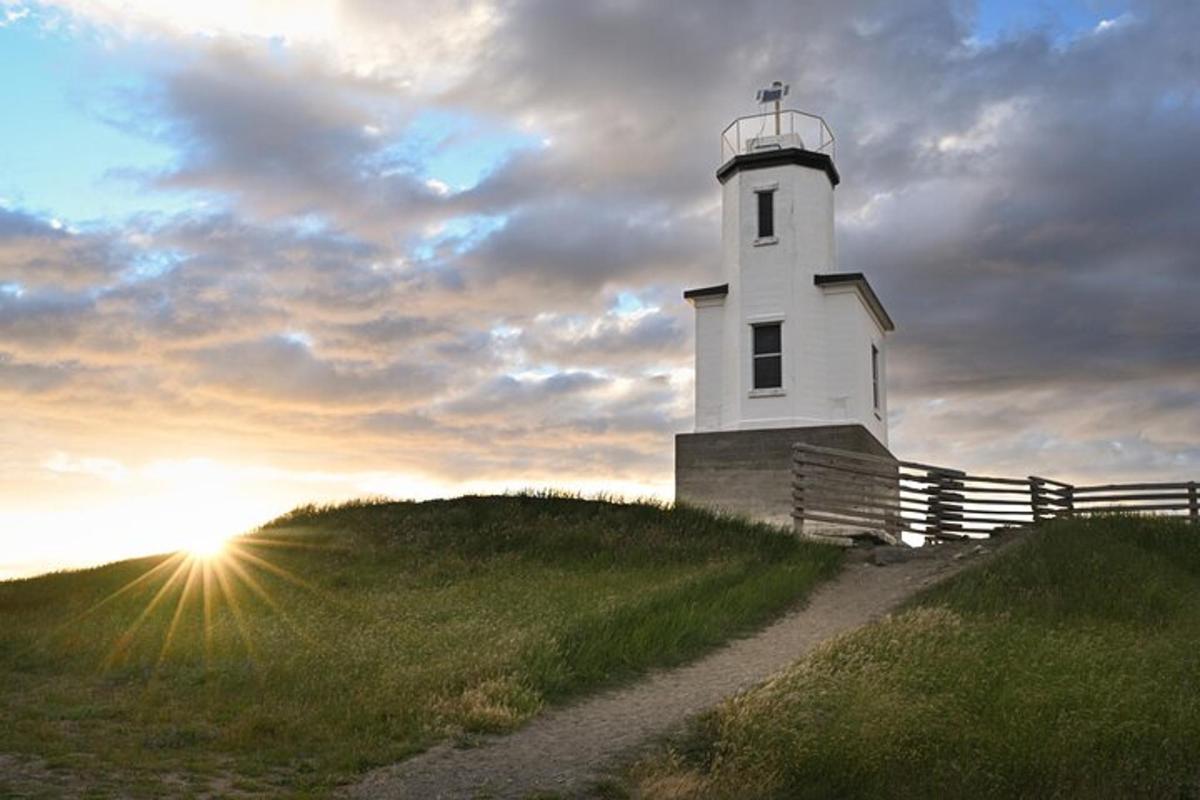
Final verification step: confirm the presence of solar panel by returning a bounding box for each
[756,81,790,104]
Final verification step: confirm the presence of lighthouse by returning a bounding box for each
[676,85,895,527]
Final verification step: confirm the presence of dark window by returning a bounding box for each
[757,190,774,238]
[752,323,782,390]
[871,344,881,409]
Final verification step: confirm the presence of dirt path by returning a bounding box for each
[346,533,1024,799]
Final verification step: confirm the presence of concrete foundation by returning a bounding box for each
[674,424,893,529]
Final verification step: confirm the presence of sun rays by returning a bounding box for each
[44,530,344,675]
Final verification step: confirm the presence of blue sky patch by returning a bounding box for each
[0,12,190,223]
[969,0,1128,45]
[379,109,543,193]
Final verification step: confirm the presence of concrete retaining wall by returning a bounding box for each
[674,424,893,528]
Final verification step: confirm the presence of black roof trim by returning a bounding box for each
[716,148,840,187]
[683,283,729,301]
[814,273,895,332]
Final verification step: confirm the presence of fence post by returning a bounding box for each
[884,459,902,542]
[1029,477,1045,525]
[1189,482,1198,525]
[925,467,942,538]
[1062,484,1075,518]
[942,468,965,538]
[926,467,965,539]
[792,446,806,535]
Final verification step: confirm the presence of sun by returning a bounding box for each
[184,532,231,560]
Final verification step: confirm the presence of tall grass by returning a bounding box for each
[0,494,840,797]
[632,515,1200,799]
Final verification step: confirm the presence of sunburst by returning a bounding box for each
[47,528,344,673]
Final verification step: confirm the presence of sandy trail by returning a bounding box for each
[347,534,1020,799]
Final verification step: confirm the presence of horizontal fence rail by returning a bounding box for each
[793,443,1198,543]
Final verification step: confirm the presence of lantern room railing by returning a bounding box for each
[721,109,836,163]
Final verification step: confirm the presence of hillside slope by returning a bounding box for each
[632,515,1200,799]
[0,494,840,797]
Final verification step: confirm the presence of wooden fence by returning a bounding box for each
[793,442,1199,543]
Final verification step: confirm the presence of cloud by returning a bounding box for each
[518,306,688,366]
[138,46,452,240]
[181,334,444,410]
[461,197,714,291]
[32,0,501,88]
[0,351,77,394]
[43,451,127,481]
[3,0,1199,566]
[0,208,127,288]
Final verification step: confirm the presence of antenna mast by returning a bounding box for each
[755,80,790,136]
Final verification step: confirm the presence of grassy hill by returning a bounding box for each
[630,515,1200,799]
[0,494,840,798]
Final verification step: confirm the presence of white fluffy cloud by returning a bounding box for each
[24,0,500,88]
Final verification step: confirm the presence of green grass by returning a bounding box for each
[631,515,1200,800]
[0,494,841,797]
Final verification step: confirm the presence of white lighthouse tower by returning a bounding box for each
[676,86,895,526]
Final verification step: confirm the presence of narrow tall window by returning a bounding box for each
[753,323,782,390]
[871,344,881,410]
[756,190,775,238]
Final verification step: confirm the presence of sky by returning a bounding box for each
[1,0,1197,579]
